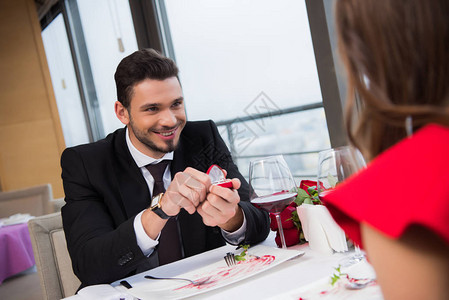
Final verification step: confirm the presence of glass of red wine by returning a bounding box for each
[249,155,297,249]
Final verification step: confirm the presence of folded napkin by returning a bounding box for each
[0,213,34,226]
[77,284,133,300]
[297,204,348,254]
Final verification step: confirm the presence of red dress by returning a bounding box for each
[322,124,449,249]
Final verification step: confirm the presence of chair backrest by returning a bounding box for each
[28,212,81,300]
[0,184,53,218]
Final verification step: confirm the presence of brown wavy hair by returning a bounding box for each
[335,0,449,161]
[114,48,178,108]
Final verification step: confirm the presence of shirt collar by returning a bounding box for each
[125,127,173,168]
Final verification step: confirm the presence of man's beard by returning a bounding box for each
[129,118,183,155]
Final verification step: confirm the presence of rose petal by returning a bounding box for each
[299,180,319,195]
[288,202,298,208]
[280,206,296,228]
[275,228,300,248]
[269,206,296,230]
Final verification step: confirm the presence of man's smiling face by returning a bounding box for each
[121,76,186,158]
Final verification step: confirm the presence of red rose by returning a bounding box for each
[269,203,297,231]
[275,227,300,248]
[299,180,323,195]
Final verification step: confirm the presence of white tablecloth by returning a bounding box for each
[65,233,383,300]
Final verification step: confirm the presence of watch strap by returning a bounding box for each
[150,193,171,219]
[152,206,171,219]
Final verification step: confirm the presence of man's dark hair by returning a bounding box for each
[114,48,179,108]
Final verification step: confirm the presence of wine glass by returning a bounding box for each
[317,145,366,266]
[249,155,297,249]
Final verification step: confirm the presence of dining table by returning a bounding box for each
[64,231,384,300]
[0,222,35,284]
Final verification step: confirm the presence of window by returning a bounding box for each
[42,14,89,147]
[40,0,343,181]
[75,0,138,135]
[161,0,331,179]
[41,0,138,145]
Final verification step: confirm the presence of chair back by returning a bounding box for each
[0,184,53,218]
[28,212,81,299]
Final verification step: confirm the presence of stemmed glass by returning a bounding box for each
[317,145,366,265]
[249,155,297,249]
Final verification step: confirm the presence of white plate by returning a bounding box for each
[270,259,383,300]
[125,245,304,300]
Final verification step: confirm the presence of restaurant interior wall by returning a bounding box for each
[0,0,65,198]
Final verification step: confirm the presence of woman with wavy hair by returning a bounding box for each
[323,1,449,299]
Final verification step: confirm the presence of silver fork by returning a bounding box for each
[224,252,236,267]
[144,275,212,286]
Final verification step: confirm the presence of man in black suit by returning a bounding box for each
[61,48,270,288]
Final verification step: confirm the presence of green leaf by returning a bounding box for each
[241,244,250,251]
[289,210,302,230]
[290,210,300,222]
[311,195,321,205]
[295,189,309,206]
[330,265,343,286]
[304,198,313,204]
[295,194,308,203]
[309,187,318,197]
[330,274,340,286]
[327,173,338,188]
[294,198,304,206]
[307,186,316,196]
[234,244,250,261]
[297,188,309,198]
[234,252,246,261]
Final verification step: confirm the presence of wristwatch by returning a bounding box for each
[150,193,171,219]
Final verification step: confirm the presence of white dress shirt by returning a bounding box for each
[125,128,246,256]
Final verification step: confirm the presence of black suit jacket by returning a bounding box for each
[61,120,270,288]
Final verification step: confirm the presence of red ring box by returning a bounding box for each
[207,165,233,188]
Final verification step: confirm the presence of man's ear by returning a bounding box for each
[115,101,129,125]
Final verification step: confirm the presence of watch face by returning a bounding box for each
[151,195,160,208]
[149,193,170,219]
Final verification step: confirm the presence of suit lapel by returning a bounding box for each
[113,128,152,218]
[171,139,186,177]
[171,124,210,176]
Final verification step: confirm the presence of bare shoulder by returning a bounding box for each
[361,223,449,300]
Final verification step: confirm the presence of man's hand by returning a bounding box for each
[197,177,244,232]
[161,167,211,216]
[142,167,211,239]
